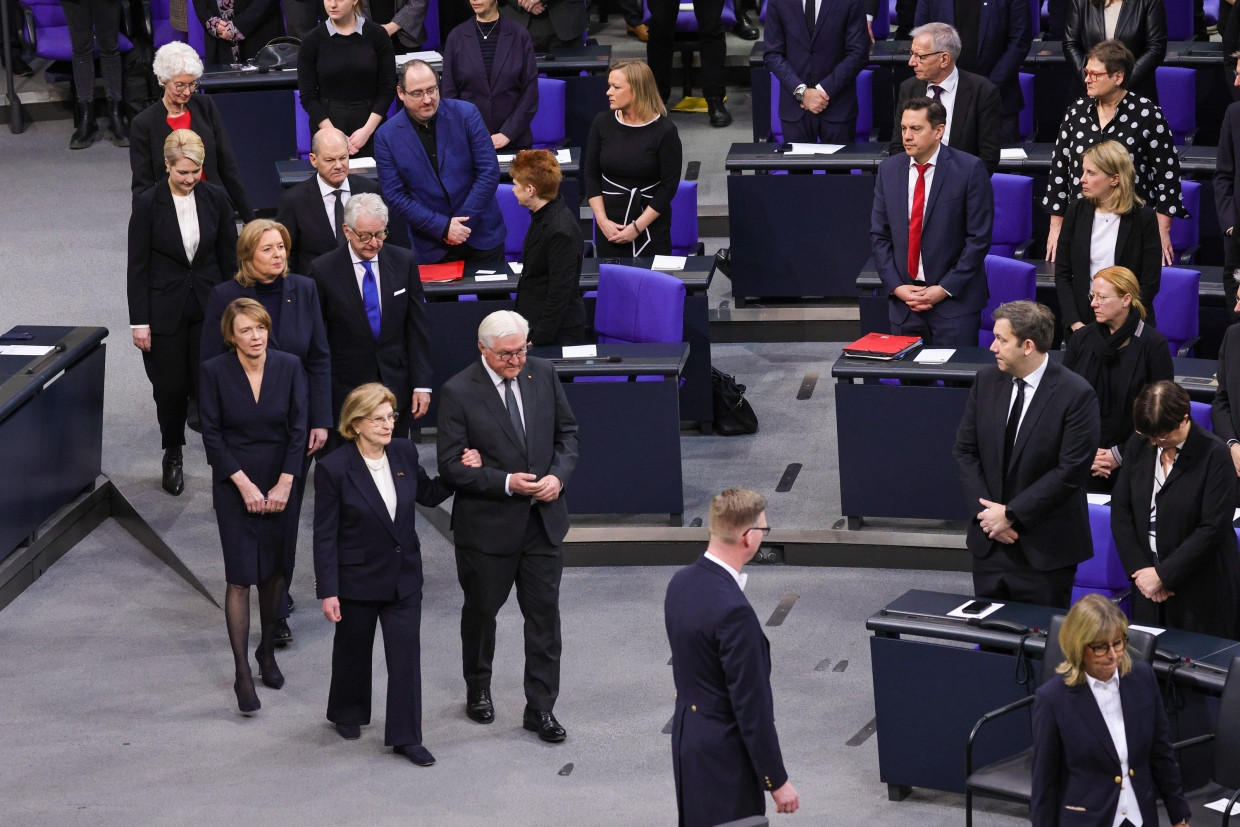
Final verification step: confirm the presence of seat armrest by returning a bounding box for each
[1176,336,1200,358]
[965,694,1035,775]
[1170,732,1213,752]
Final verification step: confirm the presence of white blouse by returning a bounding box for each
[171,190,200,263]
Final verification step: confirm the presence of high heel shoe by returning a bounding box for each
[255,647,284,690]
[234,676,260,714]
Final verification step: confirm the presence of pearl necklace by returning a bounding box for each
[359,446,387,472]
[477,18,500,39]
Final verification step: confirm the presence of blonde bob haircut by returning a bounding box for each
[1083,140,1142,216]
[164,128,205,167]
[1055,593,1132,687]
[235,219,292,287]
[338,382,399,441]
[220,298,272,350]
[609,59,667,121]
[708,488,768,545]
[1092,265,1147,321]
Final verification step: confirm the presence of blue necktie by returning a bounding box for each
[361,259,381,341]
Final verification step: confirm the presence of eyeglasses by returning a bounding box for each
[402,85,439,101]
[743,526,772,537]
[1086,636,1127,657]
[169,80,198,93]
[346,226,389,243]
[1082,69,1114,81]
[485,343,532,361]
[1087,292,1120,303]
[362,413,397,427]
[910,50,945,62]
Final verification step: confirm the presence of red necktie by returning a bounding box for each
[908,162,931,281]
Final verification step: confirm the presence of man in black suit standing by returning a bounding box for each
[276,128,380,275]
[437,310,579,743]
[306,192,432,442]
[889,22,1003,175]
[665,488,799,827]
[954,301,1101,607]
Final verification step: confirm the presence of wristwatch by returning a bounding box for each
[793,84,807,103]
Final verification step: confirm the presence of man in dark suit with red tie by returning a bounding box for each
[764,0,870,144]
[954,301,1100,607]
[665,488,799,827]
[872,96,993,347]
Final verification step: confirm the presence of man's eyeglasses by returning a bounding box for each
[346,226,389,243]
[403,85,439,101]
[910,50,945,62]
[1086,636,1127,657]
[485,343,532,361]
[743,526,772,537]
[1082,69,1114,81]
[170,80,198,93]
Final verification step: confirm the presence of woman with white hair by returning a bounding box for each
[129,41,255,222]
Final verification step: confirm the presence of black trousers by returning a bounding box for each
[892,307,981,348]
[327,591,424,747]
[782,112,854,144]
[140,295,203,450]
[455,511,563,710]
[60,0,123,103]
[647,0,726,102]
[973,543,1077,609]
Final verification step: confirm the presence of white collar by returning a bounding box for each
[909,144,942,169]
[1085,670,1120,692]
[704,552,747,591]
[1015,352,1050,391]
[326,14,365,35]
[317,175,351,198]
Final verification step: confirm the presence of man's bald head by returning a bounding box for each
[310,128,351,188]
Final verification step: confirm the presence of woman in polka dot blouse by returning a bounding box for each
[1044,39,1184,266]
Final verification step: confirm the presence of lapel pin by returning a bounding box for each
[397,471,406,477]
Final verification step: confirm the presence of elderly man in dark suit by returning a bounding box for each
[872,96,993,347]
[889,23,1003,174]
[954,300,1101,607]
[306,192,432,442]
[436,310,579,743]
[665,488,799,827]
[276,128,381,275]
[914,0,1030,142]
[764,0,870,144]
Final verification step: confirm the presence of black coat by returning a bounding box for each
[1055,198,1162,330]
[1064,0,1167,101]
[514,196,586,345]
[1214,101,1240,239]
[1211,320,1240,445]
[274,174,382,275]
[888,70,1004,175]
[126,181,238,334]
[129,95,255,222]
[193,0,286,64]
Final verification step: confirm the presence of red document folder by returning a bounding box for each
[418,261,466,282]
[842,333,923,360]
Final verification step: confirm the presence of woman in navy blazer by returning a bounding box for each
[127,129,238,496]
[1031,594,1191,827]
[441,0,539,151]
[203,219,332,644]
[314,383,476,763]
[201,298,309,714]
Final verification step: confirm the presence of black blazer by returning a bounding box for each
[305,244,433,418]
[1111,423,1240,637]
[436,356,579,554]
[914,0,1031,116]
[129,95,255,222]
[126,181,238,333]
[499,0,587,43]
[441,16,540,149]
[514,195,586,345]
[954,359,1101,570]
[1064,0,1167,102]
[193,0,286,64]
[1031,662,1190,827]
[313,439,451,602]
[1214,101,1240,239]
[1055,199,1162,330]
[201,276,334,430]
[1211,320,1240,445]
[274,174,382,275]
[664,555,789,827]
[889,70,1003,175]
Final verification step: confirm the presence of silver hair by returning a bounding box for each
[310,127,349,157]
[910,22,962,61]
[478,311,530,347]
[343,192,389,227]
[152,42,204,85]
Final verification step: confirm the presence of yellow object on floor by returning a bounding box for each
[670,96,726,114]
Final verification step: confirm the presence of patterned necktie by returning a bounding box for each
[360,259,381,341]
[504,378,526,443]
[908,162,931,281]
[805,0,816,33]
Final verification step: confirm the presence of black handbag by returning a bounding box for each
[711,368,758,435]
[253,37,301,71]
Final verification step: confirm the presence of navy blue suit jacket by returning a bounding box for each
[374,97,505,263]
[764,0,870,125]
[201,275,333,431]
[665,556,788,827]
[313,439,451,602]
[441,16,539,149]
[871,144,993,327]
[915,0,1031,115]
[1031,662,1190,826]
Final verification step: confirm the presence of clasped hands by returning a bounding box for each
[518,0,546,14]
[977,498,1019,544]
[800,87,829,115]
[1132,566,1173,603]
[1090,448,1118,478]
[511,472,562,502]
[893,283,948,314]
[598,216,641,245]
[234,472,294,515]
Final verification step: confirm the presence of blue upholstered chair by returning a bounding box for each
[1071,503,1132,614]
[988,174,1034,259]
[1154,267,1201,357]
[531,77,567,150]
[496,183,531,262]
[1157,67,1197,146]
[1171,180,1201,264]
[979,255,1036,348]
[578,264,685,384]
[1191,400,1213,432]
[1164,0,1194,40]
[1018,72,1035,142]
[670,180,704,256]
[143,0,187,48]
[184,0,206,56]
[19,0,133,67]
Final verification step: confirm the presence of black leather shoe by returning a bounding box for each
[335,723,361,740]
[105,100,129,147]
[273,618,292,647]
[9,56,33,77]
[706,98,733,128]
[732,11,759,40]
[70,101,97,150]
[161,450,184,496]
[523,708,566,742]
[395,744,436,766]
[466,688,494,724]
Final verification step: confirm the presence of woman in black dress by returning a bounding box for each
[297,0,396,157]
[1062,265,1172,491]
[1043,40,1183,266]
[201,298,308,714]
[194,0,286,64]
[583,59,683,258]
[127,129,238,496]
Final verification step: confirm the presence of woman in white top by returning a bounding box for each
[126,129,238,496]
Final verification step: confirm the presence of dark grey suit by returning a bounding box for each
[889,70,1003,175]
[274,174,381,275]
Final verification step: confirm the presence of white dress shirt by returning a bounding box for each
[171,190,200,264]
[1085,671,1143,826]
[1149,439,1185,558]
[930,67,960,147]
[361,450,398,521]
[907,145,942,281]
[704,552,748,591]
[1008,352,1049,434]
[1090,209,1121,280]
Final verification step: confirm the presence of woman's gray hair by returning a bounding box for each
[152,42,205,85]
[343,192,390,227]
[909,22,962,61]
[478,311,530,347]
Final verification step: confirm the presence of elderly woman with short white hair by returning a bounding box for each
[129,41,255,222]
